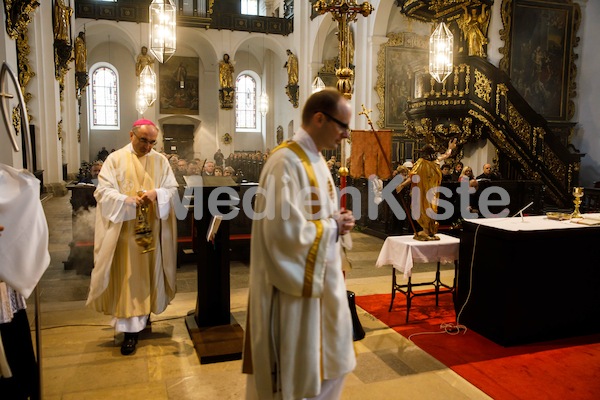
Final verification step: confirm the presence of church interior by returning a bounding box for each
[1,0,600,398]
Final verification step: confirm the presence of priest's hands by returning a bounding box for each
[125,190,157,206]
[125,196,141,206]
[335,209,355,236]
[139,189,157,205]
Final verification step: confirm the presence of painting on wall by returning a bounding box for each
[500,0,580,122]
[159,55,199,115]
[375,32,428,130]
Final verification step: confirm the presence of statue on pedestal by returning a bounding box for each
[284,49,299,108]
[219,54,235,109]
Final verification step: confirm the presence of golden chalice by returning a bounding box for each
[134,190,155,253]
[571,187,584,219]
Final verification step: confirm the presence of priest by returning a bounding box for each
[243,89,356,399]
[86,119,178,355]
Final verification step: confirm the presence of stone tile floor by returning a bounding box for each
[28,194,489,399]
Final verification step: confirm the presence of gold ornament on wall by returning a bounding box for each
[3,0,39,40]
[222,132,232,145]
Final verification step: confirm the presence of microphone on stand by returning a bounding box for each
[511,201,534,222]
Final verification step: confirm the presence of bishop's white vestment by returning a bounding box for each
[86,144,178,321]
[243,129,356,400]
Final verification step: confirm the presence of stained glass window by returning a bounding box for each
[90,65,119,129]
[235,74,257,130]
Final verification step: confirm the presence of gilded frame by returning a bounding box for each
[159,56,200,115]
[499,0,581,122]
[375,32,428,130]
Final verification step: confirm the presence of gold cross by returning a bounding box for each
[314,0,374,99]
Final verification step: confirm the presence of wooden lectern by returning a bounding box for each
[183,175,244,364]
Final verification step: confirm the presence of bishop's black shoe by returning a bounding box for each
[120,332,139,356]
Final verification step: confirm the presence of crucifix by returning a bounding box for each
[314,0,374,208]
[314,0,374,100]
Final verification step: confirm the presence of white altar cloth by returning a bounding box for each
[464,213,600,232]
[375,233,460,278]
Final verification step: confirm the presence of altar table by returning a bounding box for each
[376,234,460,322]
[457,214,600,345]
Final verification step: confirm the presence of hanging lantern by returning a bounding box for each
[139,65,157,107]
[429,21,453,84]
[136,87,148,115]
[311,76,326,93]
[259,91,269,116]
[149,0,177,63]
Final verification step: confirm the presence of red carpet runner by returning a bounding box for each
[356,293,600,400]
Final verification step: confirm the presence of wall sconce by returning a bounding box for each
[429,21,453,84]
[149,0,176,63]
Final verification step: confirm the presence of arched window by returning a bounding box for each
[235,73,260,131]
[89,63,120,130]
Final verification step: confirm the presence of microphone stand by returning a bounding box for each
[511,201,534,222]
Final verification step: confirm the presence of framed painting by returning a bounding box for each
[375,32,428,130]
[159,55,199,115]
[499,0,581,122]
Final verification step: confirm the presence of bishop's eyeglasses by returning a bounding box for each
[133,130,157,146]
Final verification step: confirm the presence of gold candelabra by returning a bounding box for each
[134,190,155,253]
[571,187,584,219]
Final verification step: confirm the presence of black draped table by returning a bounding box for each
[457,214,600,346]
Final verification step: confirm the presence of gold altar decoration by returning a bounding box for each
[571,187,583,219]
[314,0,374,100]
[135,190,155,253]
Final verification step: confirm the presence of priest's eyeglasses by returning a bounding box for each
[320,111,351,134]
[133,131,157,146]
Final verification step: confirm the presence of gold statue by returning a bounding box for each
[74,32,87,73]
[134,190,154,253]
[53,0,72,42]
[459,5,490,57]
[135,46,155,78]
[284,49,298,86]
[219,53,235,89]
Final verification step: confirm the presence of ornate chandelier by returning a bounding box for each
[429,21,453,84]
[136,65,156,115]
[149,0,176,63]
